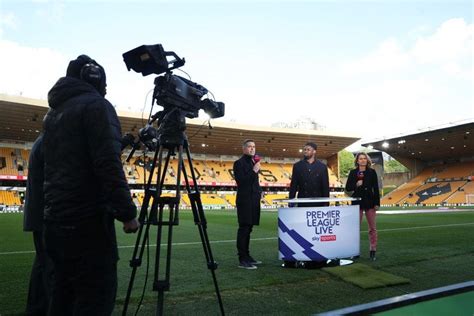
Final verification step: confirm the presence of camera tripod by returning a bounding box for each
[122,127,224,316]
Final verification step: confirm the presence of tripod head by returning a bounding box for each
[152,107,188,147]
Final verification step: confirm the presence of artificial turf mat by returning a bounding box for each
[323,263,410,289]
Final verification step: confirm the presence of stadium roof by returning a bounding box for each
[0,94,359,159]
[362,120,474,162]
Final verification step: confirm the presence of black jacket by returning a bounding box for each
[345,167,380,209]
[233,155,262,225]
[289,159,330,206]
[23,135,44,232]
[42,77,136,223]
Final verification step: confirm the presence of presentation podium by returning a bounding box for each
[276,197,360,266]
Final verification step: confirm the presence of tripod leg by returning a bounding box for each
[152,145,181,316]
[123,145,172,316]
[181,142,225,315]
[153,199,178,316]
[154,203,166,316]
[123,147,163,316]
[122,201,150,316]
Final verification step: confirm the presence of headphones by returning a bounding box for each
[80,62,102,87]
[79,60,106,96]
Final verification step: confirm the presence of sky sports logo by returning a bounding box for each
[321,235,336,242]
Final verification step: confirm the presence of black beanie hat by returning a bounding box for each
[66,55,107,96]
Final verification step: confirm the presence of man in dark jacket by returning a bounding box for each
[289,142,330,206]
[42,55,139,315]
[233,139,262,269]
[286,142,330,268]
[23,134,53,315]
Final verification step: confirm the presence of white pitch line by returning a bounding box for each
[116,237,277,249]
[374,222,474,232]
[1,223,473,256]
[378,209,474,215]
[0,237,276,255]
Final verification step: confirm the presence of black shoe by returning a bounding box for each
[247,256,262,265]
[370,250,376,261]
[238,261,257,270]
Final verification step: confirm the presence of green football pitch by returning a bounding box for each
[1,209,473,315]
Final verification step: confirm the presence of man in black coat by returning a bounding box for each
[289,142,330,206]
[23,134,53,315]
[286,142,330,268]
[233,139,262,269]
[42,55,139,315]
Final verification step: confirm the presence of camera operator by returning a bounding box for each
[42,55,139,315]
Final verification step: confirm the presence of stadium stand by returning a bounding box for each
[382,161,474,206]
[223,192,236,207]
[400,181,466,205]
[1,151,342,210]
[259,163,290,185]
[446,181,474,205]
[381,168,434,204]
[120,153,339,188]
[263,193,289,206]
[200,160,233,182]
[200,194,229,207]
[0,190,21,206]
[0,148,16,175]
[3,143,473,208]
[1,147,30,177]
[430,161,474,180]
[366,120,474,206]
[180,194,190,207]
[5,99,468,208]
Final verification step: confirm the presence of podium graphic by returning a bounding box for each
[276,198,360,262]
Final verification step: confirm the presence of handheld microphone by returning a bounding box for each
[253,154,261,163]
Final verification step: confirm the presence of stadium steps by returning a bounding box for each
[446,181,474,204]
[440,181,469,204]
